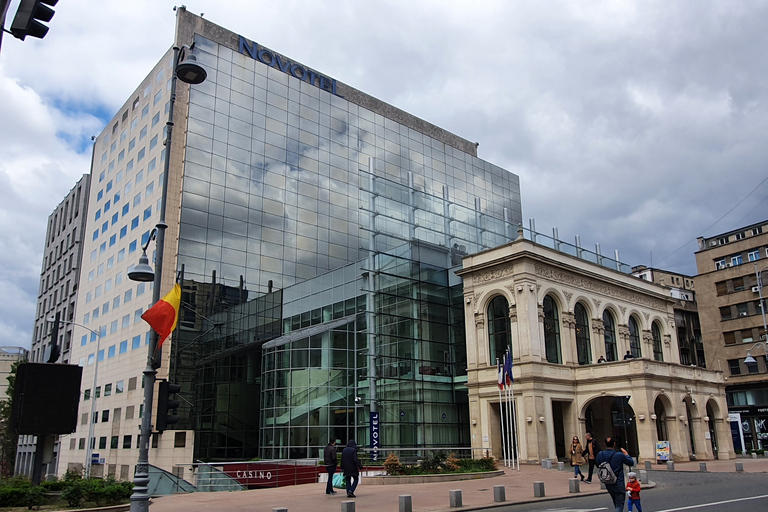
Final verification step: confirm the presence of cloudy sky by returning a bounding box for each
[1,0,767,349]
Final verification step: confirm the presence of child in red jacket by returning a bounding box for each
[626,472,642,511]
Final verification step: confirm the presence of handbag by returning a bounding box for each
[332,473,346,489]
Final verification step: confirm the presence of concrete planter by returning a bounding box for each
[364,470,504,485]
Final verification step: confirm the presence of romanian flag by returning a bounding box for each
[140,283,181,349]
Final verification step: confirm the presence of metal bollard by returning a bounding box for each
[399,495,412,512]
[736,462,744,472]
[341,501,355,512]
[639,470,648,484]
[569,478,580,493]
[751,452,757,459]
[545,458,553,469]
[558,461,565,471]
[644,460,652,471]
[600,482,606,490]
[533,481,546,497]
[493,485,506,502]
[666,460,675,471]
[449,489,463,508]
[699,462,707,472]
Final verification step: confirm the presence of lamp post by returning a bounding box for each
[47,317,101,478]
[127,43,206,512]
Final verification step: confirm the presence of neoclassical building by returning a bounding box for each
[458,236,733,463]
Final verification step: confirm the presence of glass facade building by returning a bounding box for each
[61,8,526,475]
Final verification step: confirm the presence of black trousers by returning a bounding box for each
[325,464,337,494]
[587,459,596,481]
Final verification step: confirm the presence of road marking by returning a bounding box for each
[541,508,607,511]
[655,494,768,511]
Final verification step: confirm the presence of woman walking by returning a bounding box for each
[570,435,586,481]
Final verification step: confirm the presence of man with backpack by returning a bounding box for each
[595,437,634,512]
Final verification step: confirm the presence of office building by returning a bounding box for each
[15,175,90,478]
[57,8,522,478]
[695,220,768,453]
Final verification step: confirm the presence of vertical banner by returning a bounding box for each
[370,411,380,462]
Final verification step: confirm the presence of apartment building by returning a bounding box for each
[695,220,768,453]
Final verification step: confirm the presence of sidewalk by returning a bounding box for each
[148,457,768,512]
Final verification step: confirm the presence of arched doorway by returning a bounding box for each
[584,395,639,457]
[653,394,674,465]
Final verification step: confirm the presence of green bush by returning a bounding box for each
[0,475,31,489]
[420,451,448,473]
[61,482,84,507]
[25,486,45,510]
[40,478,67,491]
[0,487,28,507]
[456,456,497,472]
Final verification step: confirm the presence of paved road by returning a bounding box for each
[149,458,768,512]
[490,471,768,512]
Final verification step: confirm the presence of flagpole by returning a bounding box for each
[505,349,513,468]
[496,358,508,467]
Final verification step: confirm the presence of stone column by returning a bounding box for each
[592,319,605,361]
[713,418,733,459]
[618,325,630,359]
[642,330,654,360]
[561,311,577,365]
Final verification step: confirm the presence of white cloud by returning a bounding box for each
[1,0,768,349]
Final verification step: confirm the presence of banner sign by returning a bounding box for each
[370,411,380,462]
[656,441,670,462]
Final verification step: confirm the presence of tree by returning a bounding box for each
[0,361,23,477]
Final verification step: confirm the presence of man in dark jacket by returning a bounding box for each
[595,437,634,512]
[340,439,363,497]
[583,432,599,483]
[323,439,338,495]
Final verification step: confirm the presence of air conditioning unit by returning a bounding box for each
[752,286,761,293]
[709,241,718,247]
[725,263,733,267]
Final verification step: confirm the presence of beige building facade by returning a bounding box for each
[458,237,732,463]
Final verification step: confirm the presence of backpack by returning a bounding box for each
[597,451,618,485]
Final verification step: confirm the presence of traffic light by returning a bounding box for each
[156,380,182,432]
[10,0,58,41]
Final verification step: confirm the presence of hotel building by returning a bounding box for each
[56,8,523,478]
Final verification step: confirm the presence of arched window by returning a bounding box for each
[488,296,511,365]
[628,316,641,358]
[652,322,664,361]
[603,310,618,361]
[543,295,562,364]
[574,302,592,365]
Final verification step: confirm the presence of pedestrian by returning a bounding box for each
[340,439,363,498]
[570,435,586,481]
[623,351,634,360]
[598,355,606,363]
[583,432,600,483]
[595,436,634,512]
[323,439,338,495]
[626,472,642,512]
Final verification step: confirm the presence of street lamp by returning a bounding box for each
[127,43,206,512]
[47,317,101,478]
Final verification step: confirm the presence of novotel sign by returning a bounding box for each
[239,36,342,97]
